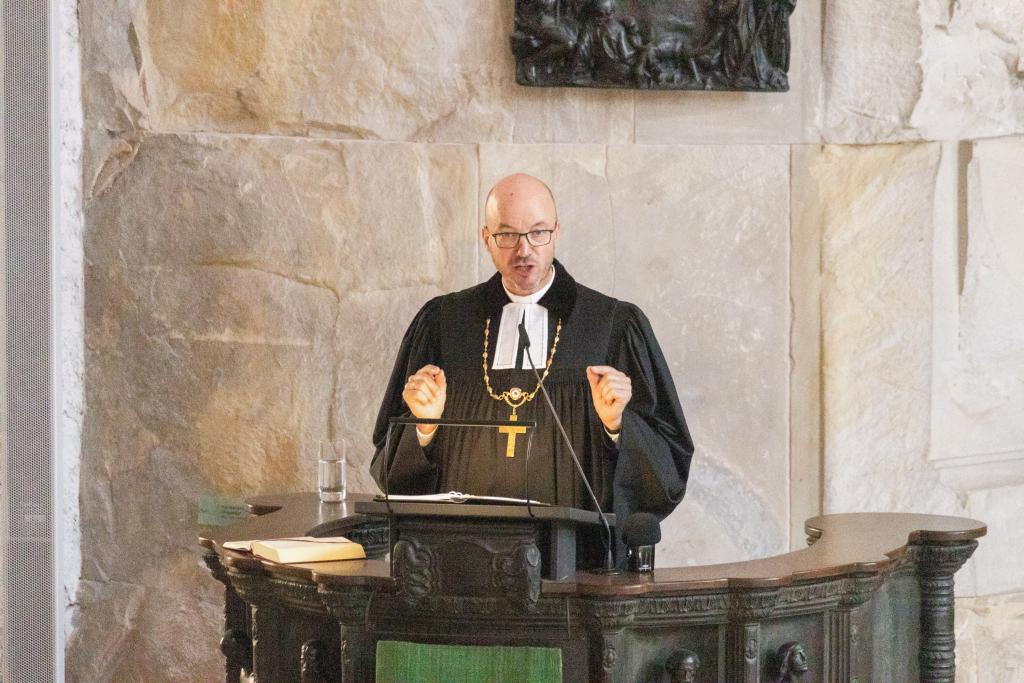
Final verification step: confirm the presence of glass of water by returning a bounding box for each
[317,440,347,503]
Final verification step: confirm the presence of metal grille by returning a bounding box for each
[2,1,55,682]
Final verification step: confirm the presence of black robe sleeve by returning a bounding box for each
[369,296,443,495]
[609,303,694,524]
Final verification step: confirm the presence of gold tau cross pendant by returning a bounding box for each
[498,411,527,458]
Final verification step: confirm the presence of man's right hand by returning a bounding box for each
[402,364,447,435]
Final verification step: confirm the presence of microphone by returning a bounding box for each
[621,512,660,573]
[519,318,620,574]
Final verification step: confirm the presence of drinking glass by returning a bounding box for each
[317,440,347,503]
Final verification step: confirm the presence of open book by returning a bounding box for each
[223,536,366,563]
[374,491,549,506]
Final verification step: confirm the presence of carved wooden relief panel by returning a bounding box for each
[511,0,797,91]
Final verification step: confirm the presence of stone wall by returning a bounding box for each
[66,1,1023,681]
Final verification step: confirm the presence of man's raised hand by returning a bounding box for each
[586,365,632,433]
[402,364,447,435]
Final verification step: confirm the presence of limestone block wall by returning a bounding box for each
[824,0,1024,141]
[64,0,1023,681]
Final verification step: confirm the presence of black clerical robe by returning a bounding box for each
[370,261,694,549]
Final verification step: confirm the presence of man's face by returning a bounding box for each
[483,191,560,296]
[678,656,698,682]
[789,646,808,673]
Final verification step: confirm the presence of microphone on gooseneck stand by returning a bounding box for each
[519,319,620,574]
[621,512,661,573]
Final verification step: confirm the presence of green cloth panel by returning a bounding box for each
[375,640,562,683]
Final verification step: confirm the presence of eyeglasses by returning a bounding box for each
[487,228,555,249]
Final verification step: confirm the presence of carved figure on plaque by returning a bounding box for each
[300,640,324,683]
[638,1,733,88]
[510,0,798,91]
[772,641,809,683]
[665,649,701,683]
[511,0,579,83]
[763,0,798,85]
[576,0,646,84]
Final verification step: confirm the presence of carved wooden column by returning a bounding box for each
[583,599,638,683]
[321,588,376,683]
[916,541,978,683]
[202,550,253,683]
[727,622,762,683]
[825,610,849,682]
[726,589,780,683]
[226,563,342,683]
[226,567,283,681]
[828,575,880,682]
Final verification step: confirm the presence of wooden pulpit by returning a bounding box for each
[200,493,985,683]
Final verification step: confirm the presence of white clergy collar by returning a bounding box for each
[502,265,556,304]
[492,266,555,370]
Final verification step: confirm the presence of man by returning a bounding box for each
[577,0,646,85]
[370,174,693,559]
[663,649,701,683]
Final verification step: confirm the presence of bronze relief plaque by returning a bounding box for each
[511,0,797,91]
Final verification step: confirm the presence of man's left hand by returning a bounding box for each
[586,365,632,432]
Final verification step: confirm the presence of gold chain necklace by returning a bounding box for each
[482,317,562,458]
[482,317,562,419]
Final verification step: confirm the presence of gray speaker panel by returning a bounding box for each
[3,1,55,682]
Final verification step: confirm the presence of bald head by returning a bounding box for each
[484,173,557,228]
[481,173,561,296]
